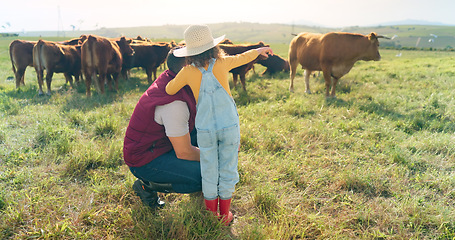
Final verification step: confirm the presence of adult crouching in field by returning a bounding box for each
[123,47,201,208]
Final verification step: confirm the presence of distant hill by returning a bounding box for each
[9,22,455,49]
[375,19,452,27]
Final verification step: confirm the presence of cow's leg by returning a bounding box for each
[74,74,80,85]
[85,73,92,97]
[20,73,25,86]
[99,73,106,94]
[79,73,84,83]
[153,68,157,82]
[232,74,238,87]
[106,74,112,91]
[322,70,332,98]
[289,59,298,93]
[91,72,100,94]
[330,77,339,98]
[36,69,44,95]
[64,73,74,88]
[145,67,152,84]
[112,73,119,92]
[240,74,247,91]
[304,69,311,94]
[15,68,26,89]
[84,71,92,97]
[45,71,54,95]
[98,73,108,94]
[121,68,129,81]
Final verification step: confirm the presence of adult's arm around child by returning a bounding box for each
[169,133,200,161]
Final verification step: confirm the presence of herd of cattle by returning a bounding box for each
[9,31,387,97]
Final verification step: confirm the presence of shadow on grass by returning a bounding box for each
[127,196,238,239]
[4,84,52,104]
[3,76,151,113]
[233,89,269,106]
[324,97,353,108]
[260,71,290,80]
[231,73,275,106]
[64,76,151,112]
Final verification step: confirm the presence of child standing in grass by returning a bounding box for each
[166,25,272,225]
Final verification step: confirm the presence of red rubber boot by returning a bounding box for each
[219,198,234,226]
[204,198,218,216]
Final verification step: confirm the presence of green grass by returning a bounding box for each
[1,36,455,239]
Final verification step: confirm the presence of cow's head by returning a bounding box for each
[170,40,178,48]
[79,35,88,43]
[117,36,135,57]
[365,32,382,61]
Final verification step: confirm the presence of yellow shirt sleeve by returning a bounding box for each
[165,67,202,97]
[218,49,260,71]
[165,49,260,102]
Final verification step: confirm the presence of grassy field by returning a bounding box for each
[1,36,455,239]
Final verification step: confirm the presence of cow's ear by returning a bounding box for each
[369,32,378,41]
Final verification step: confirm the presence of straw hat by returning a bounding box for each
[173,25,225,57]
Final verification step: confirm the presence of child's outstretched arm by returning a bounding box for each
[224,46,274,70]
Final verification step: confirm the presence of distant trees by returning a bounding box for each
[0,33,19,37]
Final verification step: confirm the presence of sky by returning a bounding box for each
[1,0,455,33]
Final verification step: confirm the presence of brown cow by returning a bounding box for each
[33,39,82,95]
[9,36,85,90]
[123,42,171,83]
[256,54,290,75]
[60,35,88,45]
[81,35,134,97]
[219,41,269,91]
[9,40,37,88]
[220,39,234,44]
[289,32,388,97]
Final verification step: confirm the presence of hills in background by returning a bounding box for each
[291,19,453,28]
[10,22,455,49]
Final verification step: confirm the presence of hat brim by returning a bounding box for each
[173,35,226,57]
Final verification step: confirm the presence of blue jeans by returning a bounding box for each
[129,130,202,194]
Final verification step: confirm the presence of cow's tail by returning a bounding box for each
[86,35,96,71]
[9,42,16,74]
[85,35,99,91]
[34,40,44,71]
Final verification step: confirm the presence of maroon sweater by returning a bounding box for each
[123,70,196,167]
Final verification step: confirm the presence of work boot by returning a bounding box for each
[219,198,234,226]
[132,179,165,208]
[204,198,219,216]
[141,180,175,194]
